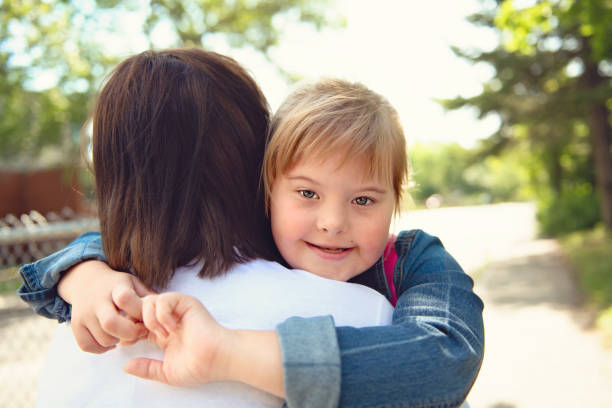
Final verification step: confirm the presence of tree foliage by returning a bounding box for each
[409,143,529,207]
[442,0,612,233]
[0,0,337,164]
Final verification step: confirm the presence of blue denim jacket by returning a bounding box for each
[18,229,484,408]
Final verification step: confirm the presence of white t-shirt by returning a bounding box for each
[36,259,394,407]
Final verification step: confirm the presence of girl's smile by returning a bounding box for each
[305,241,355,258]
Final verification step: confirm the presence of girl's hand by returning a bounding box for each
[123,292,229,386]
[124,292,286,398]
[58,260,154,353]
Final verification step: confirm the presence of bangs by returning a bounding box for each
[282,122,396,188]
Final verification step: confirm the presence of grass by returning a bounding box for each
[560,225,612,345]
[0,267,21,294]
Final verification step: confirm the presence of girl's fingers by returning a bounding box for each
[112,284,144,321]
[72,323,116,354]
[119,325,149,346]
[155,294,180,332]
[86,319,120,348]
[98,300,146,342]
[142,296,169,338]
[124,358,168,384]
[132,276,156,297]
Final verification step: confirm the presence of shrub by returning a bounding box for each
[537,183,601,236]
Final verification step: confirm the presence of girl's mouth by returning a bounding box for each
[306,242,351,254]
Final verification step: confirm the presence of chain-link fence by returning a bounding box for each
[0,209,98,408]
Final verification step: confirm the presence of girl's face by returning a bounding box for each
[269,153,395,281]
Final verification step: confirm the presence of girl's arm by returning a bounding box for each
[18,232,106,321]
[278,229,484,408]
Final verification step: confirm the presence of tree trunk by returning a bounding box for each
[587,102,612,229]
[583,57,612,229]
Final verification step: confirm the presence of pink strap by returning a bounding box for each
[383,235,398,306]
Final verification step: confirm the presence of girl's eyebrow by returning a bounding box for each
[286,175,320,185]
[286,175,388,194]
[359,186,388,195]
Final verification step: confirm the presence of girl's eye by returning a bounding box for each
[354,196,372,206]
[299,190,318,199]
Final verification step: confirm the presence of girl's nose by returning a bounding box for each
[316,203,347,235]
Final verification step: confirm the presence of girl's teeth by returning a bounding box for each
[322,247,343,253]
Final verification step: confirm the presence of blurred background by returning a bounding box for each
[1,0,611,407]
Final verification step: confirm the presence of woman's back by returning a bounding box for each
[36,259,393,407]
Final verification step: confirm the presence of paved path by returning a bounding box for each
[0,295,56,408]
[395,202,612,408]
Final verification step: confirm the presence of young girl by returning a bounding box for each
[20,69,484,407]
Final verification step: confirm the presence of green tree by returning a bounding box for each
[0,0,337,164]
[410,143,476,203]
[409,142,528,206]
[443,0,612,232]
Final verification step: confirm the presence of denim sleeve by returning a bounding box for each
[277,230,484,408]
[277,315,341,408]
[17,231,106,322]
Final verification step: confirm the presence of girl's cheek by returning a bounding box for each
[363,222,389,250]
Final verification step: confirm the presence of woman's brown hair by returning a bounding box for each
[92,48,279,289]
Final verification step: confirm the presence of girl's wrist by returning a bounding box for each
[220,329,285,398]
[57,260,107,304]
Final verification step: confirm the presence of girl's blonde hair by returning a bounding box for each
[263,78,409,211]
